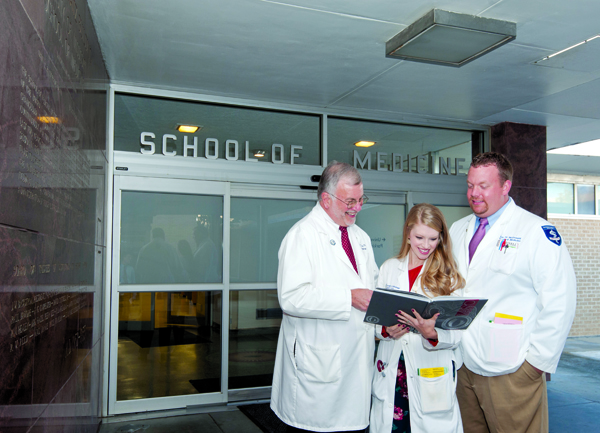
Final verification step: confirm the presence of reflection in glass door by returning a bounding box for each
[116,290,223,400]
[110,177,228,414]
[357,203,406,268]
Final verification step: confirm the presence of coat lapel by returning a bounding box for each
[396,256,410,292]
[462,215,476,265]
[347,228,369,285]
[397,255,429,295]
[333,231,355,268]
[313,204,365,283]
[320,228,360,276]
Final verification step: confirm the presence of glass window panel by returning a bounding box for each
[229,290,280,389]
[327,117,471,175]
[355,204,405,268]
[597,185,600,215]
[114,93,321,165]
[120,191,223,285]
[437,206,473,227]
[577,184,595,215]
[230,198,314,283]
[547,183,574,214]
[117,291,222,400]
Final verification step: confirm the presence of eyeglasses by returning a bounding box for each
[328,193,369,209]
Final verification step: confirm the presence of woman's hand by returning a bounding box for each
[396,309,439,340]
[384,323,411,339]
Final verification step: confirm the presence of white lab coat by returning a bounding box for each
[271,203,379,432]
[450,199,577,376]
[370,256,463,433]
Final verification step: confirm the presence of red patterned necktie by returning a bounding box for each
[468,217,489,263]
[339,226,358,274]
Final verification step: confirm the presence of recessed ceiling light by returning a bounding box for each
[386,9,516,67]
[177,124,201,133]
[548,139,600,157]
[355,141,376,147]
[254,150,266,157]
[37,116,61,124]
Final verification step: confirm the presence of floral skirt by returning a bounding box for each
[391,352,410,432]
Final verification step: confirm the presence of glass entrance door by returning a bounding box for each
[108,177,321,413]
[226,188,317,402]
[109,176,230,414]
[108,176,410,414]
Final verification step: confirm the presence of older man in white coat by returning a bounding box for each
[450,152,576,433]
[271,161,379,433]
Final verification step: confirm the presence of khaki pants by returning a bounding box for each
[457,362,548,433]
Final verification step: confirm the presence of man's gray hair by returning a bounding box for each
[317,161,362,201]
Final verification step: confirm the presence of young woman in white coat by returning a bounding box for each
[370,203,465,433]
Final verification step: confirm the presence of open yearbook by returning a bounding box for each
[364,288,488,330]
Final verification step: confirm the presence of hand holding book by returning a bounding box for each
[364,288,488,330]
[383,323,411,339]
[396,309,439,339]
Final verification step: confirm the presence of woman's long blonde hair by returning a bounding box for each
[398,203,465,297]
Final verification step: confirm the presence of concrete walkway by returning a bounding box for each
[99,336,600,433]
[98,405,263,433]
[548,336,600,432]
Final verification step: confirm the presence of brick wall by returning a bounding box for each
[549,217,600,337]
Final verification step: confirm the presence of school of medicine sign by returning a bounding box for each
[138,132,467,175]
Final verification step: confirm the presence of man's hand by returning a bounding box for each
[526,361,544,375]
[351,289,373,311]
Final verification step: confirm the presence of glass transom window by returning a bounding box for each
[114,94,321,166]
[327,117,472,175]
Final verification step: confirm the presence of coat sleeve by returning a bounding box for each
[374,260,398,340]
[277,226,351,321]
[422,329,462,350]
[525,225,577,373]
[375,324,390,340]
[364,232,380,290]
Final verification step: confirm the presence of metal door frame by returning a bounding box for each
[108,176,230,414]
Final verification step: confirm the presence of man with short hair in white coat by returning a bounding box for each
[450,152,576,433]
[271,161,379,433]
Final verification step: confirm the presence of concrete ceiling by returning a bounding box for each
[87,0,600,175]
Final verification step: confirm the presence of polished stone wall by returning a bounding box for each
[491,122,548,219]
[0,0,107,431]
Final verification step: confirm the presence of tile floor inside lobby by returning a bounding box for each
[101,336,600,433]
[116,324,279,400]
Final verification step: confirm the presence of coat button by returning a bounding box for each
[388,403,393,408]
